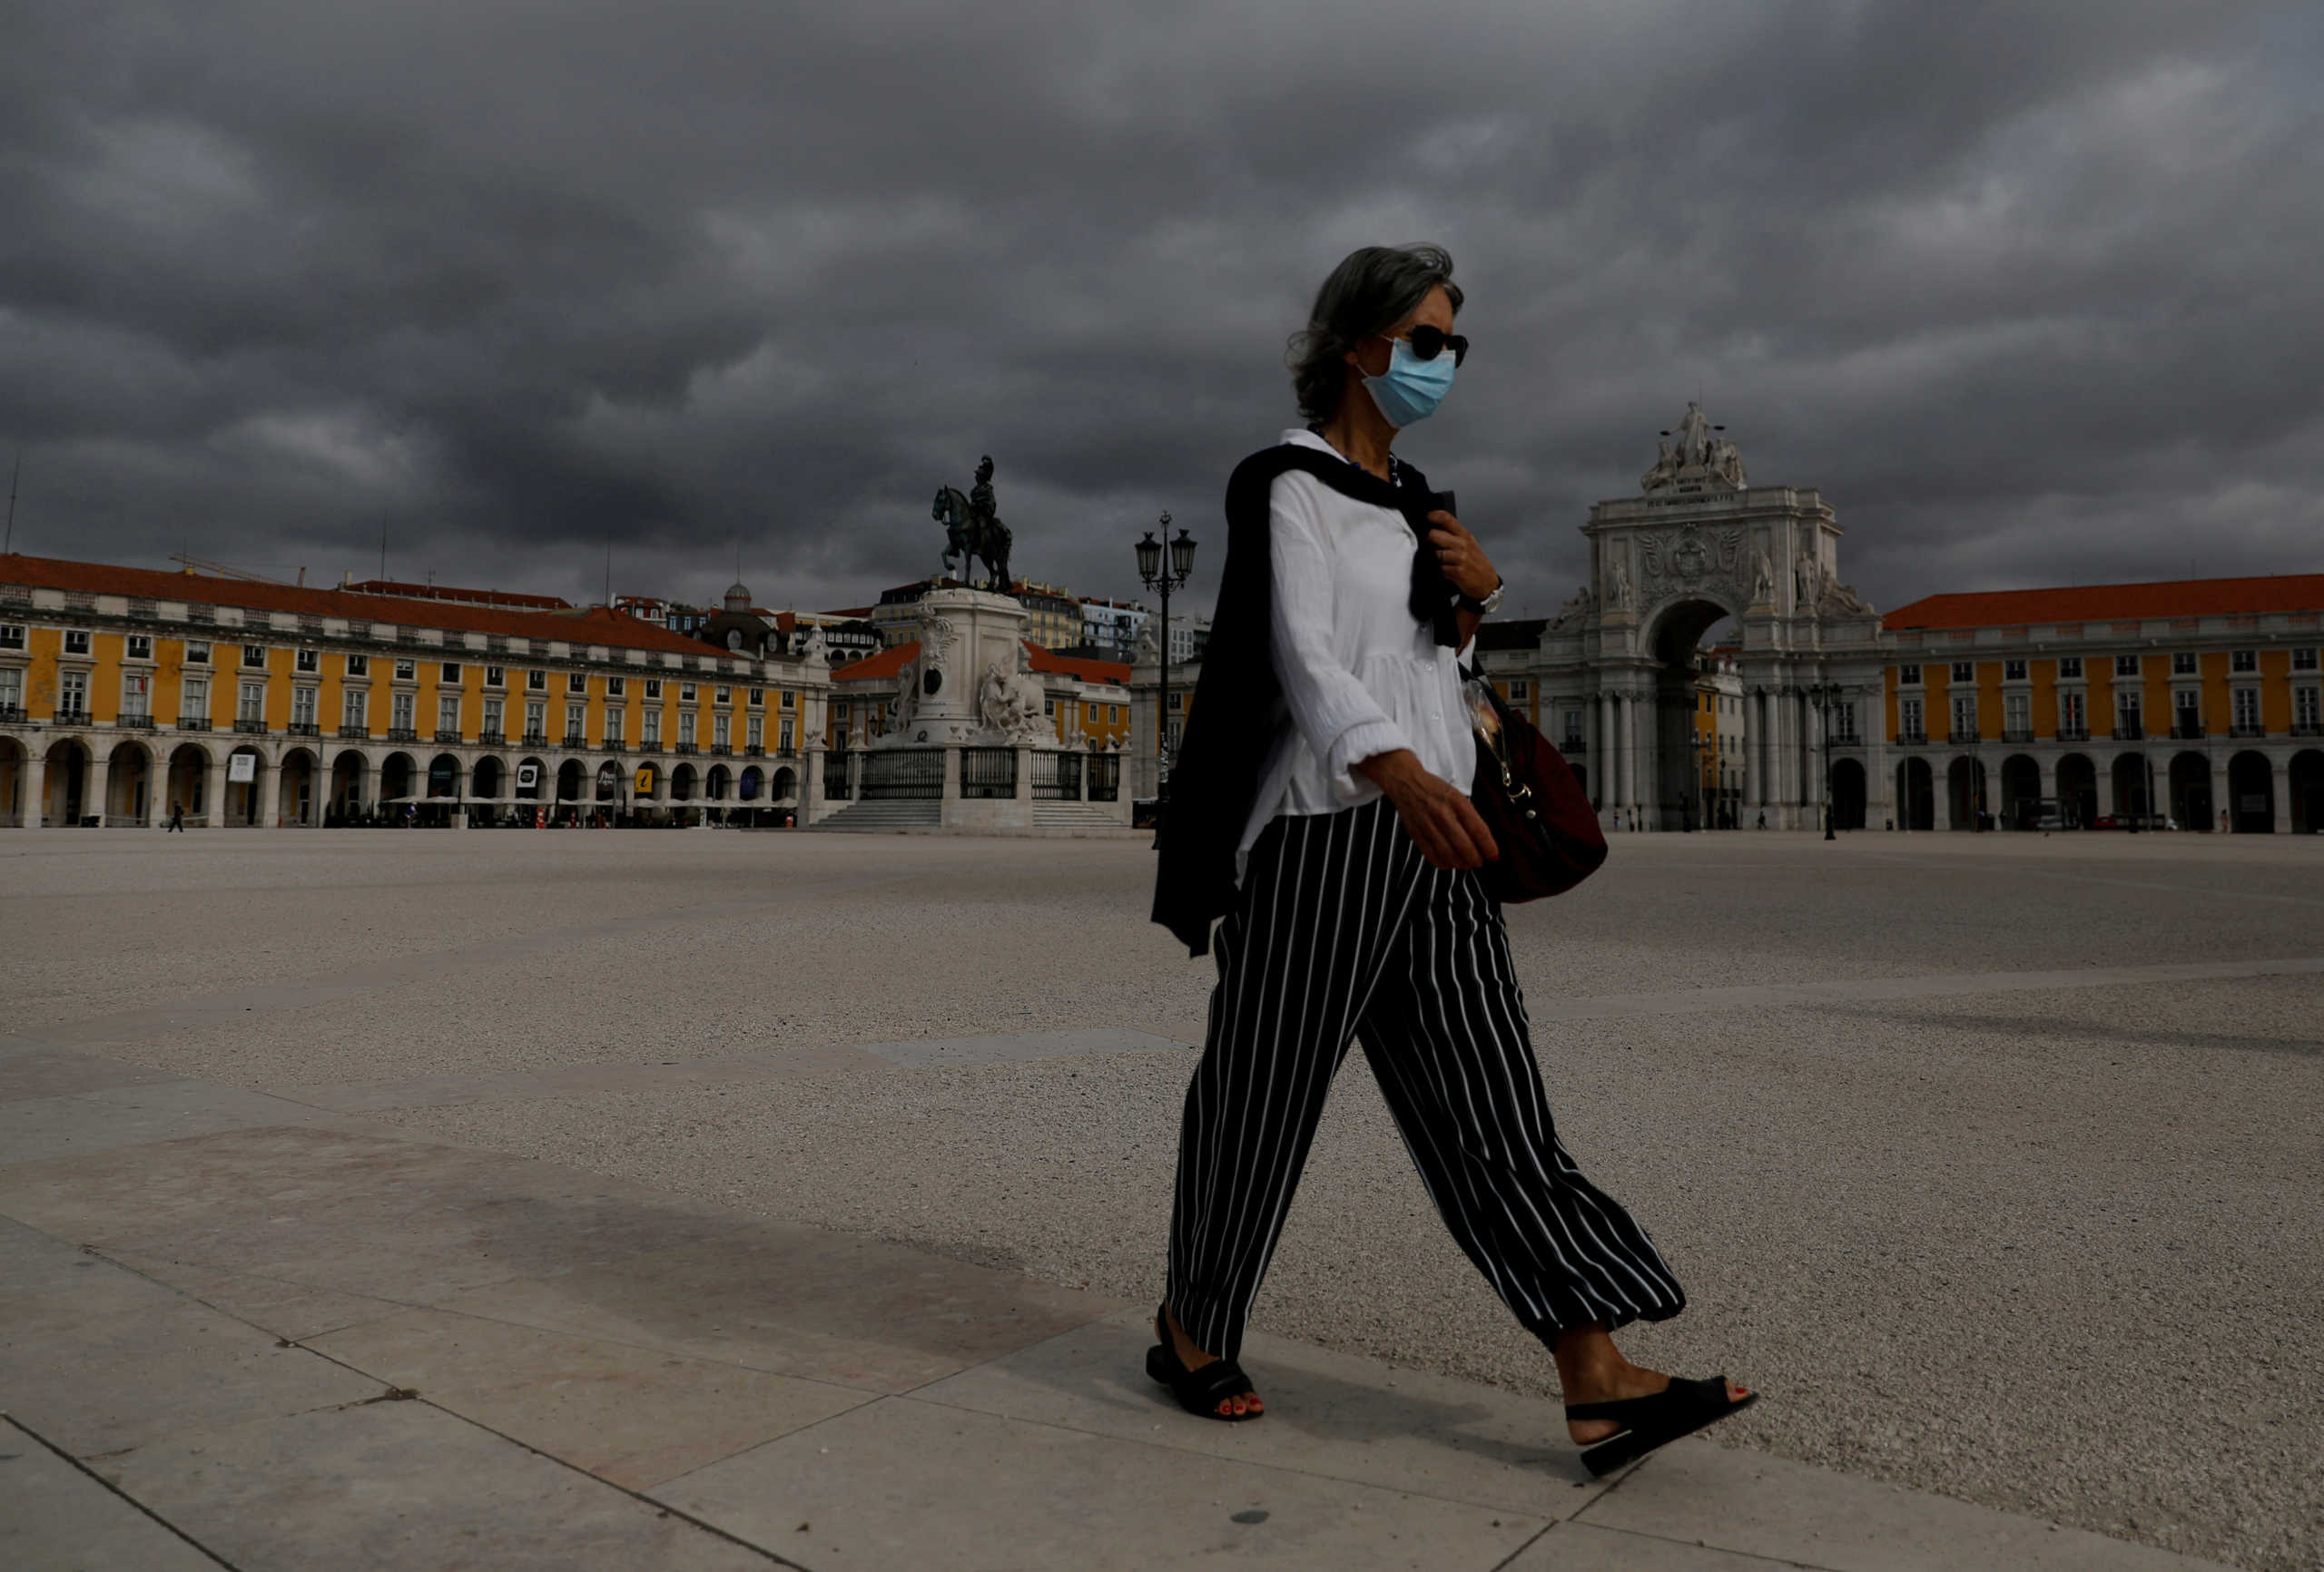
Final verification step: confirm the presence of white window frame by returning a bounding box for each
[291,685,319,727]
[342,688,368,730]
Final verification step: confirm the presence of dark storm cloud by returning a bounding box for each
[4,1,2319,620]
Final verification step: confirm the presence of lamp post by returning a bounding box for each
[1136,514,1197,826]
[1806,680,1841,840]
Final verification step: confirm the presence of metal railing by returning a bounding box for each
[1947,729,1980,744]
[116,712,156,730]
[564,732,586,748]
[478,728,504,745]
[522,730,548,746]
[0,703,25,723]
[960,746,1018,799]
[1088,752,1121,801]
[2002,728,2035,744]
[674,741,698,755]
[2112,722,2144,742]
[2230,722,2266,739]
[861,747,943,800]
[1561,736,1586,754]
[710,742,733,756]
[179,715,212,731]
[2292,720,2323,737]
[288,722,320,737]
[2056,725,2089,742]
[339,723,369,740]
[433,727,461,743]
[822,749,853,801]
[601,739,627,752]
[389,726,419,742]
[233,717,269,734]
[744,742,765,757]
[1031,750,1082,801]
[1896,728,1926,745]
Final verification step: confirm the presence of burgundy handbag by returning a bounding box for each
[1462,672,1608,903]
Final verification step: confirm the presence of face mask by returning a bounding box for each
[1359,336,1457,427]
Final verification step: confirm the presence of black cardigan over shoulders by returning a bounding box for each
[1149,441,1453,957]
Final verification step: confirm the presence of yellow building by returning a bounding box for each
[1,554,832,828]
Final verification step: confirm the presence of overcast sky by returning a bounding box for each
[5,1,2320,625]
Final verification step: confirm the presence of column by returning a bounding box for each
[1014,744,1034,808]
[2211,753,2231,832]
[2274,758,2293,833]
[259,752,282,829]
[2094,762,2115,820]
[21,753,43,829]
[1598,693,1616,810]
[1800,693,1817,818]
[135,752,158,827]
[1742,690,1761,811]
[84,753,111,828]
[1617,696,1636,808]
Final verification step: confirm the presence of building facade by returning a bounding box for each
[1125,404,2323,831]
[1,555,833,829]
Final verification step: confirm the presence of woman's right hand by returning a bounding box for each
[1356,749,1500,870]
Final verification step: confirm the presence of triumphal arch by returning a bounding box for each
[1480,404,1891,830]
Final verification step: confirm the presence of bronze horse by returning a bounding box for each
[933,486,1012,590]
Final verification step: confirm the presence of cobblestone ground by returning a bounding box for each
[6,826,2319,1571]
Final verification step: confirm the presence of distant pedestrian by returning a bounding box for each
[1147,242,1751,1473]
[167,801,184,832]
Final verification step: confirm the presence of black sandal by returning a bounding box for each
[1566,1375,1757,1477]
[1144,1306,1263,1421]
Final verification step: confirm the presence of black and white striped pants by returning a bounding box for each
[1166,797,1686,1365]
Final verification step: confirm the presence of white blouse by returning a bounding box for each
[1237,428,1473,876]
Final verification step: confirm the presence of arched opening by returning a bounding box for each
[1644,595,1740,831]
[2000,754,2041,830]
[106,741,154,825]
[166,744,211,825]
[426,753,461,799]
[738,765,763,801]
[771,765,797,804]
[330,752,368,823]
[2228,751,2273,832]
[556,760,586,801]
[1830,758,1866,830]
[1896,757,1934,830]
[472,755,505,800]
[594,761,621,802]
[671,762,697,801]
[633,761,660,805]
[43,738,91,825]
[0,737,26,826]
[515,756,547,800]
[2168,752,2212,831]
[380,752,417,805]
[2111,752,2152,827]
[1945,755,1988,830]
[705,763,731,801]
[2291,750,2324,834]
[223,746,265,826]
[2055,753,2097,830]
[278,748,318,826]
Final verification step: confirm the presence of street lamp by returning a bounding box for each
[1805,680,1842,840]
[1137,511,1196,826]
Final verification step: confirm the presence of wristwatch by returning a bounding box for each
[1457,578,1504,617]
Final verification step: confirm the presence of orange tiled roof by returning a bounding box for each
[830,641,917,682]
[0,552,716,657]
[1026,643,1128,686]
[1885,574,2324,632]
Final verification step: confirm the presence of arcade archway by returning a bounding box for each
[2000,754,2041,830]
[2056,753,2097,829]
[1945,756,1987,830]
[2229,751,2272,832]
[1830,758,1866,830]
[1896,756,1934,830]
[1644,595,1740,830]
[2168,752,2212,830]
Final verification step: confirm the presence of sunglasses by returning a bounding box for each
[1396,324,1469,367]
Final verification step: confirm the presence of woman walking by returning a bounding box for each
[1148,243,1752,1475]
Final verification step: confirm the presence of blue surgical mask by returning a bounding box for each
[1360,336,1457,427]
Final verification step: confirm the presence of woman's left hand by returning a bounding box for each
[1426,511,1499,601]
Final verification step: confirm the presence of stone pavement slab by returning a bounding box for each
[0,1079,325,1165]
[1504,1519,1823,1567]
[0,1046,182,1104]
[913,1305,1608,1517]
[0,1418,227,1572]
[651,1393,1548,1570]
[99,1397,782,1572]
[307,1306,879,1488]
[857,1027,1192,1068]
[1574,1438,2242,1571]
[433,1225,1119,1391]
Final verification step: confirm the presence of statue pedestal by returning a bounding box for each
[878,587,1032,750]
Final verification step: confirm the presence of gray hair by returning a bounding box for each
[1286,244,1464,421]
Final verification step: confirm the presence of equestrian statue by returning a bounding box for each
[932,454,1014,591]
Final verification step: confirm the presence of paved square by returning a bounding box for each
[3,827,2315,1570]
